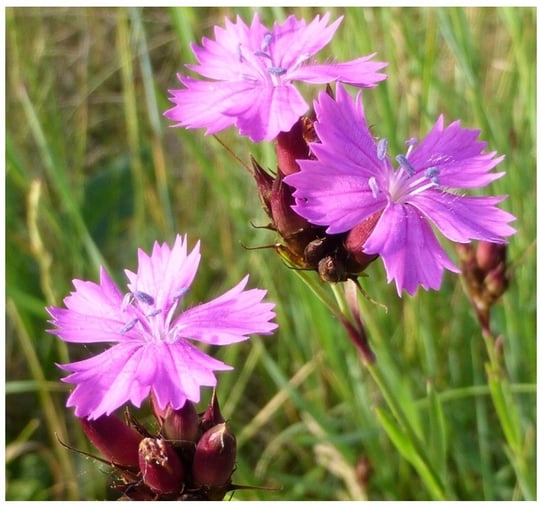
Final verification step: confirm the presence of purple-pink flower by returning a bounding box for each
[164,12,387,142]
[47,235,277,419]
[285,84,516,296]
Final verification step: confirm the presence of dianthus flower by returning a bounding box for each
[285,84,516,296]
[47,235,277,419]
[164,12,387,142]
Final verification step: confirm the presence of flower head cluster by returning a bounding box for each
[164,12,387,142]
[47,235,277,419]
[285,84,516,295]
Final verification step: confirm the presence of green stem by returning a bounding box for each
[365,361,447,500]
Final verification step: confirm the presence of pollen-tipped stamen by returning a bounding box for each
[396,154,416,176]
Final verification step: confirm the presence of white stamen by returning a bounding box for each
[368,176,380,199]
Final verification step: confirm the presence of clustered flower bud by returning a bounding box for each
[456,241,510,334]
[78,391,241,500]
[253,114,378,283]
[456,241,510,313]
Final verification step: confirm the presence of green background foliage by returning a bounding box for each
[5,6,536,500]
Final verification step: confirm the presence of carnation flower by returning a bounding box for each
[47,235,277,419]
[285,84,516,296]
[164,12,387,142]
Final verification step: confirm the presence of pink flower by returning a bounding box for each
[47,235,277,419]
[285,84,516,296]
[164,12,387,142]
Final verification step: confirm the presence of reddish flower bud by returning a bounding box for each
[456,241,511,333]
[157,401,200,444]
[343,212,381,271]
[139,437,184,495]
[192,422,237,489]
[200,389,225,433]
[274,115,316,176]
[483,262,509,301]
[476,241,507,273]
[79,415,141,468]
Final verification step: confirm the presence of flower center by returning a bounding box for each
[369,138,441,204]
[237,33,291,87]
[119,288,188,342]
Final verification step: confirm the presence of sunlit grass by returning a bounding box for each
[5,6,535,500]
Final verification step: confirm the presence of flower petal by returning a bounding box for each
[410,190,517,243]
[150,340,231,413]
[363,203,459,296]
[286,84,386,232]
[164,76,254,135]
[60,343,150,419]
[173,275,277,345]
[291,55,387,86]
[271,13,342,70]
[230,85,308,142]
[125,235,201,313]
[46,267,133,344]
[408,116,505,188]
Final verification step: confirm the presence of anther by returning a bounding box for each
[377,138,388,160]
[147,309,162,318]
[268,66,287,75]
[261,33,272,51]
[134,291,155,306]
[253,50,272,60]
[424,167,440,185]
[120,318,138,334]
[396,154,416,176]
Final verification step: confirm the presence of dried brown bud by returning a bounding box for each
[192,422,237,489]
[318,255,346,283]
[79,414,141,468]
[138,437,184,495]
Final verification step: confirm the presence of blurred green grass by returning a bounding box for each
[5,6,535,501]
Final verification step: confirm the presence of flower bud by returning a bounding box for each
[482,262,509,302]
[476,241,507,273]
[456,241,510,311]
[274,115,316,176]
[200,388,225,433]
[159,401,200,444]
[192,422,237,489]
[139,437,184,495]
[343,212,381,272]
[79,414,141,468]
